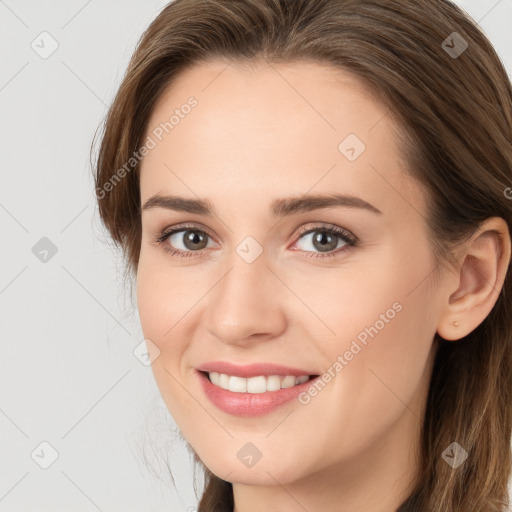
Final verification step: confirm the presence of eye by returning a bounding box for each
[155,224,217,258]
[290,224,358,259]
[154,222,358,259]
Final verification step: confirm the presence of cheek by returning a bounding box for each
[285,236,433,351]
[136,247,193,336]
[325,302,435,463]
[312,242,437,446]
[136,255,201,418]
[296,238,434,378]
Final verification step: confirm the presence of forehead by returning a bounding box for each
[145,59,393,144]
[139,59,423,218]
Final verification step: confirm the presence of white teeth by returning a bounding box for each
[247,376,266,393]
[281,375,296,389]
[219,373,230,390]
[207,372,311,393]
[228,376,247,393]
[267,375,282,391]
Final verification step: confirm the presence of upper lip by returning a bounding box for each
[197,361,318,378]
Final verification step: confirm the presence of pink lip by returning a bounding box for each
[195,370,321,417]
[196,361,317,378]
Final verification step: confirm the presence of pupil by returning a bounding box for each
[185,230,207,249]
[314,232,337,251]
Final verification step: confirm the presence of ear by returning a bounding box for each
[436,217,511,341]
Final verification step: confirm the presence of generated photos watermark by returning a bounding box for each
[298,301,403,405]
[95,96,198,200]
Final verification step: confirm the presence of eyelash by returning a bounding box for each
[154,223,358,260]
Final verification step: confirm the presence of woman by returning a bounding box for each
[93,0,512,510]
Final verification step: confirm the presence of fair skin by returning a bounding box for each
[136,59,510,512]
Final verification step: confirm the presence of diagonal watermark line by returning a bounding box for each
[438,242,500,296]
[265,470,311,512]
[405,263,439,297]
[61,61,107,107]
[265,410,295,438]
[159,364,234,438]
[61,369,132,439]
[369,84,413,133]
[368,163,427,222]
[61,471,104,512]
[0,203,29,232]
[404,241,494,300]
[200,61,232,92]
[0,265,29,295]
[0,408,29,438]
[471,259,500,295]
[476,0,504,25]
[265,60,336,131]
[61,0,93,29]
[222,469,234,482]
[0,61,29,92]
[60,205,88,233]
[369,108,391,132]
[266,163,337,235]
[0,1,28,28]
[0,472,29,503]
[163,163,233,233]
[61,265,131,335]
[163,267,234,337]
[265,266,336,335]
[368,367,420,421]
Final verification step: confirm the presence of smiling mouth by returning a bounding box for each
[200,370,319,394]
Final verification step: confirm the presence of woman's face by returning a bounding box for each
[137,60,445,490]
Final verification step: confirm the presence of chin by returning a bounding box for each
[202,452,308,486]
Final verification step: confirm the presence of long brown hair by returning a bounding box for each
[93,1,512,510]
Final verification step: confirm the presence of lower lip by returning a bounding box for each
[196,370,320,417]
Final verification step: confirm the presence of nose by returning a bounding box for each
[205,251,287,347]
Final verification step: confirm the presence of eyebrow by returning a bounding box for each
[141,193,383,217]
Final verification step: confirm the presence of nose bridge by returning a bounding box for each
[215,248,271,318]
[206,246,285,343]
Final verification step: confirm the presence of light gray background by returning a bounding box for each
[1,1,511,511]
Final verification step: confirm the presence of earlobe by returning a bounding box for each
[437,319,462,342]
[436,217,511,342]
